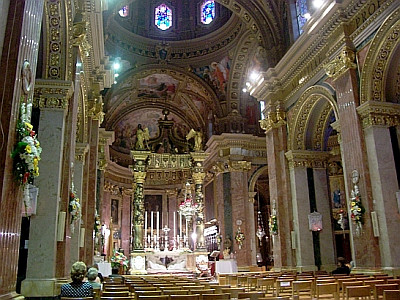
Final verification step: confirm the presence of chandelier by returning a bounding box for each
[179,182,198,219]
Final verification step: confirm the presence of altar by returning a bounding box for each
[130,250,197,274]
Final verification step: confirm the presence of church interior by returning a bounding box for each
[0,0,400,299]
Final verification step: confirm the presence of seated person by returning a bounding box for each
[87,267,102,290]
[332,257,351,275]
[60,261,93,297]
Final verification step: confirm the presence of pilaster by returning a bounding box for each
[357,101,400,269]
[261,106,293,269]
[325,46,380,268]
[22,79,73,297]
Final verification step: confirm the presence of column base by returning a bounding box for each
[21,278,66,298]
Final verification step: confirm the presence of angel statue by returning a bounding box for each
[135,124,150,150]
[186,128,203,152]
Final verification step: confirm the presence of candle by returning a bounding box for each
[173,211,176,238]
[156,211,160,241]
[151,211,154,240]
[144,211,147,236]
[179,211,182,238]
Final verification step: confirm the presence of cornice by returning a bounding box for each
[252,0,397,106]
[357,101,400,128]
[33,79,74,109]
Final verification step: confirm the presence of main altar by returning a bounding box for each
[129,109,210,274]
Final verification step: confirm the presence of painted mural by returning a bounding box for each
[138,74,178,99]
[193,55,231,99]
[112,108,190,153]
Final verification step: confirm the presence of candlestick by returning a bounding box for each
[173,211,176,239]
[179,211,182,238]
[144,211,147,236]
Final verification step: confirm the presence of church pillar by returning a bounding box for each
[0,1,44,298]
[325,46,380,268]
[71,143,89,266]
[285,150,333,271]
[248,192,257,266]
[260,107,293,269]
[21,80,73,297]
[358,101,400,271]
[121,188,133,255]
[130,151,150,273]
[191,152,209,251]
[214,160,252,267]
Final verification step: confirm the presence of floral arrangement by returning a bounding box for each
[350,184,365,235]
[69,187,81,224]
[94,213,101,234]
[235,227,245,249]
[269,214,278,235]
[11,103,41,186]
[110,250,129,269]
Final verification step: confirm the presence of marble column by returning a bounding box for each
[0,1,44,298]
[191,152,209,251]
[285,151,316,271]
[325,46,379,267]
[121,188,133,254]
[261,107,293,269]
[358,101,400,271]
[248,192,257,266]
[313,167,336,270]
[21,81,73,297]
[130,151,150,251]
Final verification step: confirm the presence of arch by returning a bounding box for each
[360,7,400,104]
[248,165,268,193]
[288,85,338,151]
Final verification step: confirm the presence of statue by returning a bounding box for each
[135,124,150,150]
[186,128,203,151]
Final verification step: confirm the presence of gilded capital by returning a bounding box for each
[357,101,400,128]
[133,171,147,184]
[324,46,357,80]
[192,172,206,184]
[285,150,330,169]
[213,160,252,173]
[75,143,89,162]
[33,79,74,109]
[260,109,286,132]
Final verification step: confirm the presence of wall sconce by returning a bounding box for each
[308,211,323,231]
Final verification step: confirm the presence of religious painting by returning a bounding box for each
[144,195,163,230]
[329,175,345,209]
[138,74,178,99]
[111,199,119,224]
[192,54,231,98]
[245,95,259,125]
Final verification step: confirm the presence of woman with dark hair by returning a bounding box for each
[60,261,93,298]
[332,257,351,275]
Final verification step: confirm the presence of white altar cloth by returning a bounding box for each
[97,262,112,277]
[216,259,238,274]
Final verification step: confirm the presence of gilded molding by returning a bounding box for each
[285,150,330,170]
[213,160,252,173]
[324,46,357,80]
[360,9,400,104]
[72,21,91,56]
[248,191,257,203]
[88,97,105,123]
[33,80,73,109]
[312,104,333,151]
[357,101,400,128]
[75,143,89,162]
[260,108,286,132]
[133,172,147,184]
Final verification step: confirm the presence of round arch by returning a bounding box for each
[288,85,338,151]
[360,7,400,104]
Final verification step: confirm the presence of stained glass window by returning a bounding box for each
[201,0,215,25]
[155,4,172,30]
[296,0,308,34]
[118,5,129,17]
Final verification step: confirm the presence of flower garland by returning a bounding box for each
[269,214,278,235]
[235,227,245,249]
[11,103,41,186]
[350,184,365,235]
[110,250,129,269]
[69,187,81,225]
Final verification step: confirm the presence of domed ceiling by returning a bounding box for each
[102,0,288,168]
